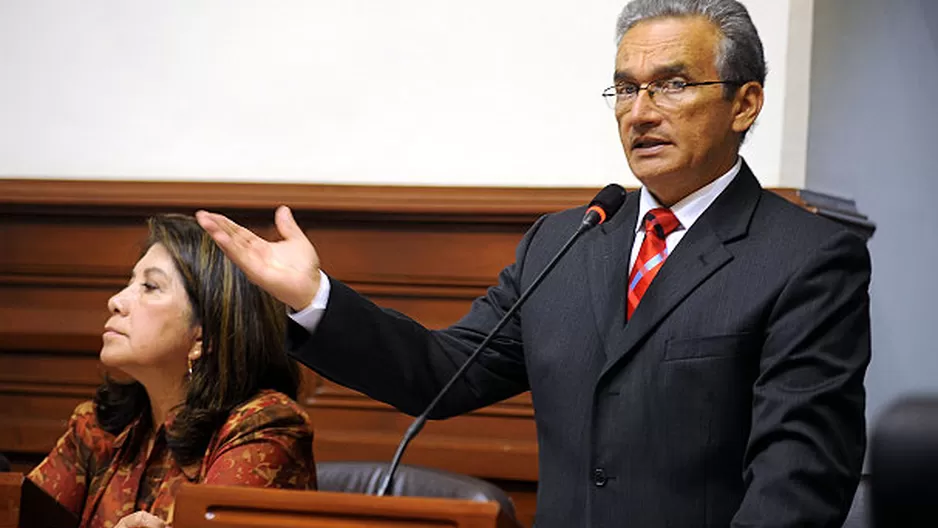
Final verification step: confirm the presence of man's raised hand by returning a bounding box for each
[195,206,321,311]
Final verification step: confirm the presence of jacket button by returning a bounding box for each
[593,468,607,487]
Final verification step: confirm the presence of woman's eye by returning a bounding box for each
[142,282,158,292]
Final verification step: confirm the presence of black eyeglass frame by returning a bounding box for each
[601,79,743,106]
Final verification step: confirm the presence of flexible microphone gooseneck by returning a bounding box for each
[375,184,627,496]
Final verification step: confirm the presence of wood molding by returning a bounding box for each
[0,179,602,222]
[0,178,873,234]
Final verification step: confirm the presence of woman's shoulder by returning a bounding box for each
[199,391,315,488]
[230,390,310,422]
[66,401,116,445]
[217,390,312,440]
[50,400,122,463]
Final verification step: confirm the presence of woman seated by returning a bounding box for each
[29,214,316,528]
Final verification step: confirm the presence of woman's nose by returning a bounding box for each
[108,287,129,314]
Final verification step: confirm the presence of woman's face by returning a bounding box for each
[101,243,201,381]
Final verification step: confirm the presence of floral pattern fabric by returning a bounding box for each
[28,390,316,528]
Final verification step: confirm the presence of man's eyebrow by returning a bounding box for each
[653,64,690,77]
[614,63,691,83]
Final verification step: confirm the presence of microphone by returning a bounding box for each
[582,184,628,228]
[376,183,627,496]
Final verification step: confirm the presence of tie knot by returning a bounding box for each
[642,208,681,239]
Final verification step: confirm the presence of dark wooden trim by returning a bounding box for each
[1,178,873,229]
[0,179,600,222]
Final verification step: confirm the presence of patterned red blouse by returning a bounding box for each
[28,390,316,528]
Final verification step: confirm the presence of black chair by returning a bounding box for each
[315,461,517,519]
[869,395,938,527]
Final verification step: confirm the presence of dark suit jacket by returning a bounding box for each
[289,162,871,527]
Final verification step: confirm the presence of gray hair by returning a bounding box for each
[615,0,767,97]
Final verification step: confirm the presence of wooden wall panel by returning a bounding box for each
[0,178,871,527]
[0,179,564,527]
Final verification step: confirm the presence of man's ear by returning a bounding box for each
[731,81,764,135]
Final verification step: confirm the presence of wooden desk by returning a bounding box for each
[174,484,522,528]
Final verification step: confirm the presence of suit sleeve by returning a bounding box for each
[286,217,548,418]
[732,230,871,527]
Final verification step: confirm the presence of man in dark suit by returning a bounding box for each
[197,0,871,525]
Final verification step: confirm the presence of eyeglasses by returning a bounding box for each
[601,79,740,110]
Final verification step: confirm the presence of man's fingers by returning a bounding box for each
[224,216,266,252]
[195,210,233,246]
[197,210,267,258]
[195,210,223,235]
[206,212,250,243]
[275,205,306,241]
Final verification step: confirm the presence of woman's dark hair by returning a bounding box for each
[94,214,299,466]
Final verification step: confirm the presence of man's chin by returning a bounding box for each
[628,158,679,185]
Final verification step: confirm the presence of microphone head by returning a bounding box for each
[583,184,627,227]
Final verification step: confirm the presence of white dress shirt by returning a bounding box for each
[628,157,742,272]
[289,268,331,330]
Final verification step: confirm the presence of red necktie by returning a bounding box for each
[627,208,681,319]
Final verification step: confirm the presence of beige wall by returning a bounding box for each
[0,0,811,187]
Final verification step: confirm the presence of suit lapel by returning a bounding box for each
[598,161,763,378]
[599,224,732,376]
[585,190,639,360]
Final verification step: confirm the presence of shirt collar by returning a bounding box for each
[635,156,743,233]
[111,406,201,480]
